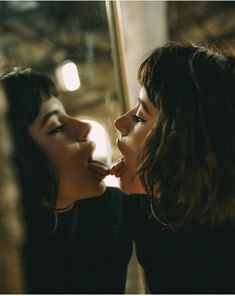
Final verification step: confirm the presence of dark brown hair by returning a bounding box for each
[138,42,235,227]
[1,68,59,235]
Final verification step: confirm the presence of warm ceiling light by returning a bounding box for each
[56,61,80,91]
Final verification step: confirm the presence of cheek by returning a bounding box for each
[124,126,150,154]
[41,140,85,168]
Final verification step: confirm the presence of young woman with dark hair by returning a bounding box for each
[112,42,235,293]
[1,69,132,294]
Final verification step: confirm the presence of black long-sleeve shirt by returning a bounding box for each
[23,190,235,294]
[125,194,235,294]
[23,187,132,294]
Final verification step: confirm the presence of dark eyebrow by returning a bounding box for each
[40,110,59,129]
[138,97,150,114]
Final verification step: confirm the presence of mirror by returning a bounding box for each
[0,1,125,171]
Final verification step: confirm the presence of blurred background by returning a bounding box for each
[0,1,234,293]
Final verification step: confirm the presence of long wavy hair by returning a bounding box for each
[1,68,59,235]
[138,42,235,227]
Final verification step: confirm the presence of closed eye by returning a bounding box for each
[47,124,66,135]
[131,115,146,123]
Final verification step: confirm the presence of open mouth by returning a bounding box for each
[85,141,96,161]
[111,138,126,177]
[87,157,110,181]
[110,157,125,177]
[88,156,93,163]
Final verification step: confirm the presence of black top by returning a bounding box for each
[125,195,235,294]
[23,187,132,294]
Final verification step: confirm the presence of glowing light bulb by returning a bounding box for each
[56,61,80,91]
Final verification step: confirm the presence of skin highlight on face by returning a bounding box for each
[29,96,108,208]
[111,87,159,194]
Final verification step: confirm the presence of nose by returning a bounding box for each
[72,119,91,141]
[114,111,131,136]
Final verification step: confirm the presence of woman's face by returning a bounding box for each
[29,96,106,208]
[114,87,159,194]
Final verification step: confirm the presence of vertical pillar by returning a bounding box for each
[117,2,168,292]
[120,1,168,106]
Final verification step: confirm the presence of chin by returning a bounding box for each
[95,181,106,195]
[85,179,106,197]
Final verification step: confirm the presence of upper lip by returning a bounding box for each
[116,138,124,154]
[82,141,95,161]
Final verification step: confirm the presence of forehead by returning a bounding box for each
[138,86,159,118]
[38,97,63,117]
[31,96,64,129]
[139,87,147,99]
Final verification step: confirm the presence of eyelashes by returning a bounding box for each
[131,115,146,123]
[47,124,66,135]
[46,114,145,136]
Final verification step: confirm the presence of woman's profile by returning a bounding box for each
[112,42,235,293]
[1,68,132,293]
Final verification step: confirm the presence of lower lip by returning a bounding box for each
[116,160,125,177]
[82,141,96,159]
[87,140,95,148]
